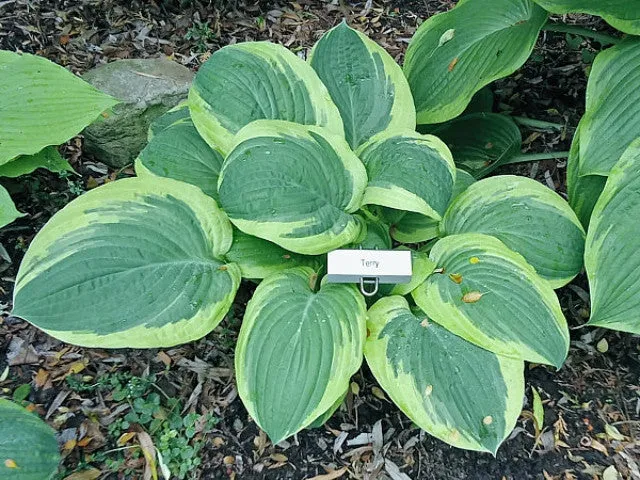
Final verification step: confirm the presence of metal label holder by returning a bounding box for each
[326,248,413,297]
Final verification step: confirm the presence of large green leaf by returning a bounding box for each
[387,169,475,244]
[585,139,640,334]
[235,267,366,444]
[365,296,524,453]
[0,184,23,229]
[225,229,319,279]
[148,102,191,139]
[532,1,640,34]
[13,177,240,348]
[136,117,224,201]
[429,113,522,179]
[309,22,416,150]
[566,125,606,228]
[389,248,436,296]
[574,38,640,177]
[218,120,367,255]
[0,399,60,480]
[189,42,343,155]
[413,233,569,367]
[441,175,585,288]
[0,146,74,178]
[357,131,455,220]
[0,50,118,164]
[404,0,547,124]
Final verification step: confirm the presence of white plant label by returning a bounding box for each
[326,249,413,284]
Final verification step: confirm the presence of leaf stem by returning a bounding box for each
[512,116,565,131]
[504,151,570,165]
[541,22,620,45]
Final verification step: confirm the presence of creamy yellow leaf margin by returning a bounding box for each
[189,42,344,155]
[13,177,240,348]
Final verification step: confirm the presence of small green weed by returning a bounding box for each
[66,372,218,479]
[185,21,216,53]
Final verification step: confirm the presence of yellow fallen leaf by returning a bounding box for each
[270,453,288,462]
[469,257,480,264]
[117,431,136,446]
[308,467,348,480]
[371,386,387,400]
[63,468,101,480]
[4,459,18,468]
[449,273,463,284]
[137,431,158,480]
[350,381,360,396]
[34,369,49,389]
[448,57,459,72]
[597,338,608,353]
[63,439,77,452]
[462,291,483,303]
[67,361,86,375]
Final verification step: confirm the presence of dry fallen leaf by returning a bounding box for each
[308,467,348,480]
[137,431,158,480]
[270,453,288,463]
[462,291,483,303]
[34,368,50,389]
[448,57,459,72]
[63,468,102,480]
[117,432,137,446]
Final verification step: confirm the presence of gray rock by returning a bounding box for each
[82,58,194,168]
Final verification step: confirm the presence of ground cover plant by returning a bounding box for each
[1,0,639,479]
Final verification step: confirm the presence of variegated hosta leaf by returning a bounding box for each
[148,102,191,139]
[585,139,640,334]
[13,177,241,348]
[136,116,224,200]
[307,389,348,429]
[0,184,23,229]
[429,113,522,179]
[441,175,585,288]
[567,125,606,228]
[574,38,640,177]
[218,120,367,255]
[388,169,475,244]
[413,234,569,368]
[225,229,319,280]
[0,50,118,164]
[189,42,343,155]
[389,248,436,296]
[404,0,547,124]
[0,399,60,480]
[357,131,455,220]
[532,1,640,34]
[235,268,366,444]
[309,22,416,150]
[365,296,524,453]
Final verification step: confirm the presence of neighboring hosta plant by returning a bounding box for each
[0,50,117,228]
[13,22,583,453]
[0,399,60,479]
[567,37,640,227]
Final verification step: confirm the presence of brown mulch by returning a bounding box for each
[0,1,639,479]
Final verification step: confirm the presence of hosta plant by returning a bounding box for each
[0,399,60,479]
[12,20,585,454]
[0,50,117,228]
